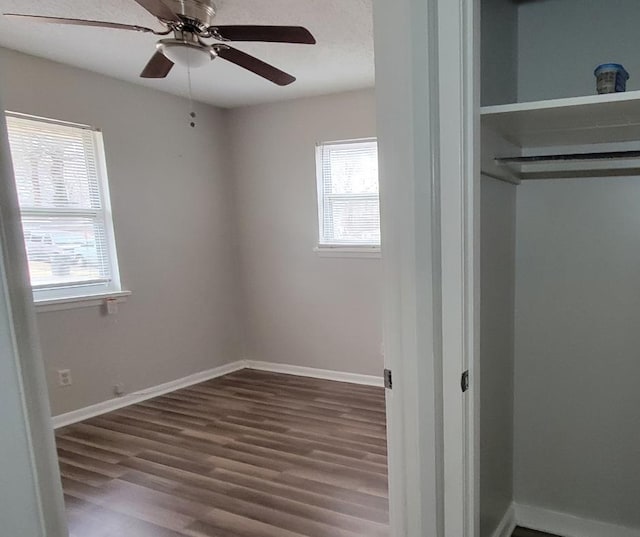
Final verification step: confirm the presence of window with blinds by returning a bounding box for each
[6,113,121,300]
[316,139,380,248]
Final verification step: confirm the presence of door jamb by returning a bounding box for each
[373,0,479,535]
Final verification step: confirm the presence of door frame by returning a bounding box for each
[372,0,479,535]
[0,0,479,533]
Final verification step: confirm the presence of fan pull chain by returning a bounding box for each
[187,60,196,128]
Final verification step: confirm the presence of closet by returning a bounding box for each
[479,1,640,536]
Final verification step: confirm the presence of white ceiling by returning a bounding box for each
[0,0,375,108]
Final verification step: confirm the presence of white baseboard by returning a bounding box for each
[244,360,384,387]
[514,502,640,537]
[52,359,383,429]
[52,360,246,429]
[492,504,516,537]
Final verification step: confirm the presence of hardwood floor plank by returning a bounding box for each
[65,495,190,537]
[208,468,389,524]
[58,461,114,487]
[56,368,389,537]
[62,475,194,531]
[56,449,128,479]
[121,453,386,534]
[275,472,389,511]
[55,437,127,464]
[58,426,142,456]
[185,508,304,537]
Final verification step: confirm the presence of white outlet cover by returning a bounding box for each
[58,369,72,386]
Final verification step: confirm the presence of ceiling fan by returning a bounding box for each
[3,0,316,86]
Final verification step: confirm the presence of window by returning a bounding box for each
[6,112,123,303]
[315,139,380,251]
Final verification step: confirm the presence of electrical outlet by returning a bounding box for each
[58,369,72,387]
[105,298,118,315]
[113,383,125,396]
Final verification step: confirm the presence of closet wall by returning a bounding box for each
[479,1,518,534]
[514,179,640,529]
[518,0,640,101]
[512,1,640,530]
[480,177,516,537]
[481,0,518,106]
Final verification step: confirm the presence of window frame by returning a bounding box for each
[5,112,125,307]
[315,137,381,256]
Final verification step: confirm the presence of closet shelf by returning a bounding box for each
[481,90,640,148]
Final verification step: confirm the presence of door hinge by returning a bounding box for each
[384,368,392,389]
[461,370,469,392]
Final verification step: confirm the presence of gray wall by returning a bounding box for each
[481,0,518,106]
[0,48,244,416]
[518,0,640,102]
[228,90,383,376]
[1,49,381,419]
[514,178,640,528]
[480,176,516,537]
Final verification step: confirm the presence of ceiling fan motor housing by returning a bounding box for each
[166,0,216,30]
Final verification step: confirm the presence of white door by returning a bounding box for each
[0,86,68,535]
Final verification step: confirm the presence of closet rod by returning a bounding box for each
[496,150,640,164]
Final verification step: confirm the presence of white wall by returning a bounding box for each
[514,178,640,530]
[228,90,383,376]
[480,176,516,537]
[0,48,244,416]
[518,0,640,102]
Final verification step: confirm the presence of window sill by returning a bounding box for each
[35,290,132,313]
[314,246,382,259]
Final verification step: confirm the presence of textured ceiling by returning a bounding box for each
[0,0,374,108]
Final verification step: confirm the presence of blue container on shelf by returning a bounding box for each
[594,63,629,94]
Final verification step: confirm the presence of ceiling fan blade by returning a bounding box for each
[131,0,180,22]
[3,13,156,32]
[140,51,174,78]
[215,46,296,86]
[211,25,316,44]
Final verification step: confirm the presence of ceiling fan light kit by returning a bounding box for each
[159,40,213,68]
[157,30,214,68]
[3,0,316,86]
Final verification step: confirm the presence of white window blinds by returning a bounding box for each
[6,113,120,298]
[316,139,380,247]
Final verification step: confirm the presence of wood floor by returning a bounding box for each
[55,369,389,537]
